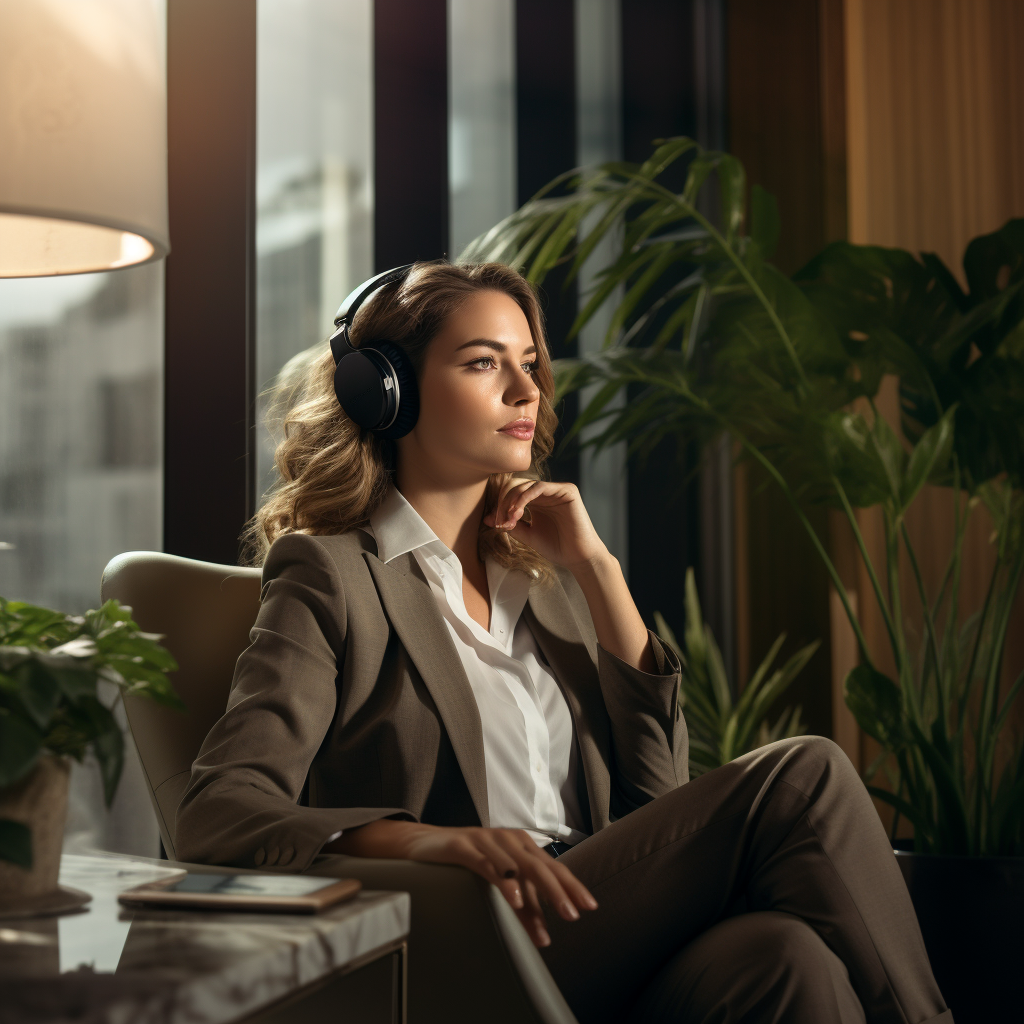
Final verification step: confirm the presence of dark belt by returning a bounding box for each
[544,841,574,858]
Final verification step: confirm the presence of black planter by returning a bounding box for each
[894,843,1024,1023]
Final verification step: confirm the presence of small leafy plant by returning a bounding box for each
[0,597,181,868]
[654,568,816,777]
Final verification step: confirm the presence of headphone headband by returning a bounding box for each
[334,263,414,327]
[330,263,414,364]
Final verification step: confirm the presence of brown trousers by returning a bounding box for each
[539,736,954,1024]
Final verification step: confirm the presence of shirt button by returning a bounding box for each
[499,628,505,634]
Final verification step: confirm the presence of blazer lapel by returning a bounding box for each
[524,580,612,832]
[363,550,490,828]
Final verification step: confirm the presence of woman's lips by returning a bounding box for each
[498,422,535,440]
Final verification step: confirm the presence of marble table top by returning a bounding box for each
[0,852,410,1024]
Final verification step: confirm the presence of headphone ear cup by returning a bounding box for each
[333,351,388,430]
[373,340,419,439]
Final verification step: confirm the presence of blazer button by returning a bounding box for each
[254,847,266,866]
[265,846,280,866]
[279,845,295,866]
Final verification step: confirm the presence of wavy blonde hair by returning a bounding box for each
[239,260,558,585]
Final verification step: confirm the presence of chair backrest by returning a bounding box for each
[100,551,263,860]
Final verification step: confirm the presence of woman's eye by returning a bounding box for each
[467,356,536,374]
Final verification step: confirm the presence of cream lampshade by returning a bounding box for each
[0,0,169,277]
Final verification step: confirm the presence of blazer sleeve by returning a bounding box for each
[555,564,688,816]
[174,532,417,870]
[598,632,689,817]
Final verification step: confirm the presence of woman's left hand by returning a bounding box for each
[483,478,609,570]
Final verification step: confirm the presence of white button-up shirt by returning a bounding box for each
[359,484,590,848]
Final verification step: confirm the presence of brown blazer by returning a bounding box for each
[175,530,689,871]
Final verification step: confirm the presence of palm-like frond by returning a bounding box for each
[654,569,814,778]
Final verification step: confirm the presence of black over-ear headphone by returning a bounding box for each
[329,263,418,439]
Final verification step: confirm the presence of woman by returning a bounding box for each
[177,261,952,1024]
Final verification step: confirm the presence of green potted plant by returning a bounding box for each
[461,137,1024,1022]
[655,568,815,777]
[0,596,180,907]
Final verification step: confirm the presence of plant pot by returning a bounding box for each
[0,755,70,903]
[894,844,1024,1024]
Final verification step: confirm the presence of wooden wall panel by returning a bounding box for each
[846,0,1024,272]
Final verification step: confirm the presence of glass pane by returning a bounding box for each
[0,265,164,858]
[256,0,375,502]
[448,0,516,259]
[575,0,628,572]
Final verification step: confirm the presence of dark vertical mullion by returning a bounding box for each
[620,1,702,642]
[726,0,837,737]
[164,0,257,565]
[693,0,736,684]
[515,0,579,487]
[374,0,449,270]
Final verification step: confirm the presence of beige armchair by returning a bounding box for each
[101,551,580,1024]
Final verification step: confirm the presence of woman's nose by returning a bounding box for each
[510,368,540,405]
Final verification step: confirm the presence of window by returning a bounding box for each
[255,0,375,501]
[448,0,516,259]
[0,264,164,857]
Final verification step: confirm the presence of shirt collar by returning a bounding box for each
[361,482,533,633]
[363,483,441,564]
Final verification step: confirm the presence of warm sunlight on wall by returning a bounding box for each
[844,0,1024,275]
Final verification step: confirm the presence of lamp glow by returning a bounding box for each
[0,0,169,277]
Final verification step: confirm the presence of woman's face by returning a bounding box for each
[397,289,541,483]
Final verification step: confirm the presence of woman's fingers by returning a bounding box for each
[525,856,584,921]
[496,480,537,527]
[475,831,522,880]
[492,831,597,921]
[498,480,579,529]
[472,831,564,920]
[506,484,544,527]
[420,827,598,944]
[441,832,533,916]
[474,833,527,910]
[549,857,599,910]
[516,878,551,947]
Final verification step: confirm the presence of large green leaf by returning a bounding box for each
[844,665,905,749]
[717,154,746,244]
[62,697,124,807]
[7,658,60,730]
[962,218,1024,302]
[900,404,956,510]
[749,184,780,261]
[0,712,41,787]
[867,414,905,510]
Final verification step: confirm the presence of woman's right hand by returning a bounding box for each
[324,819,598,947]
